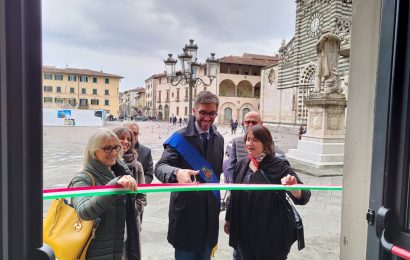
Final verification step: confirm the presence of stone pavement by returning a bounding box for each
[43,121,342,260]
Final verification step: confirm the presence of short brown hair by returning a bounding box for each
[244,125,274,155]
[194,91,219,108]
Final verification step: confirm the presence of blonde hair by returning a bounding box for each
[83,128,122,167]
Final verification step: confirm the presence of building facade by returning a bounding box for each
[145,53,278,123]
[42,66,122,117]
[261,0,352,125]
[120,87,145,118]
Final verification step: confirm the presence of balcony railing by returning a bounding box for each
[78,104,89,109]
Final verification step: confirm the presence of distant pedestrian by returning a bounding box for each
[170,117,172,123]
[230,120,238,134]
[173,116,177,126]
[298,125,306,140]
[179,117,182,126]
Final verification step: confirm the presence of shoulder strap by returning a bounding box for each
[83,171,96,186]
[258,169,294,208]
[68,170,96,188]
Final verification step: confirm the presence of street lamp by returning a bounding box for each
[164,39,218,117]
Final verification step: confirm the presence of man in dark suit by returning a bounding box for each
[155,91,224,260]
[123,122,154,184]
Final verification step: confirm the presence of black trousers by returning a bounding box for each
[236,243,287,260]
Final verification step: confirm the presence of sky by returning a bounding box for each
[42,0,296,91]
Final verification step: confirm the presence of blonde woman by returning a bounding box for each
[71,128,137,259]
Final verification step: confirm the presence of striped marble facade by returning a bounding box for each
[273,0,352,125]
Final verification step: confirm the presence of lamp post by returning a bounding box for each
[164,39,218,117]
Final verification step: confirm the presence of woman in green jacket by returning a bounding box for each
[71,128,137,259]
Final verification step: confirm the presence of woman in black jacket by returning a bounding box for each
[224,125,311,260]
[113,127,146,260]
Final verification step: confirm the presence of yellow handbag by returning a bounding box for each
[43,172,100,260]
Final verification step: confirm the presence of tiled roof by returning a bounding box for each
[43,66,123,78]
[219,53,279,67]
[242,53,279,61]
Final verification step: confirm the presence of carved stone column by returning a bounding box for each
[287,93,347,167]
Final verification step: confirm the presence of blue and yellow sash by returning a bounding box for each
[164,132,221,206]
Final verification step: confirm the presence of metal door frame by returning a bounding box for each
[367,0,410,259]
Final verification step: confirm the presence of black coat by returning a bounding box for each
[226,155,311,256]
[154,117,224,250]
[135,143,154,184]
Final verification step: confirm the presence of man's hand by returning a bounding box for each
[176,169,199,183]
[224,221,230,235]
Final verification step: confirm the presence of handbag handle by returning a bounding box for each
[69,171,96,203]
[257,169,296,208]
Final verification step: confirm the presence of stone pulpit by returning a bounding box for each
[287,93,347,167]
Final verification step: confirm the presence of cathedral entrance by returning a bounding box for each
[299,62,316,124]
[224,107,232,123]
[242,108,250,120]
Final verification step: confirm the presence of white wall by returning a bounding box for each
[340,0,381,259]
[43,108,105,127]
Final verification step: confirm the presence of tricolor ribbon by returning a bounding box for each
[43,183,342,200]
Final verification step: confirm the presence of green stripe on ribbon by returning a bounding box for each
[43,184,342,200]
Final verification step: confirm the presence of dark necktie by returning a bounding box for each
[201,133,208,155]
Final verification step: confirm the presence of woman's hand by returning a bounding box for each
[281,174,297,185]
[224,221,230,235]
[118,175,137,191]
[281,174,302,199]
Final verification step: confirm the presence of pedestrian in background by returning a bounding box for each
[298,125,306,140]
[224,125,311,260]
[71,128,138,259]
[155,91,224,260]
[114,127,146,260]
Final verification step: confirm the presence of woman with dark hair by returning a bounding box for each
[113,127,146,260]
[224,125,311,260]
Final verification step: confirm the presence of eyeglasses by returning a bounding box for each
[198,111,218,118]
[132,132,139,136]
[244,120,259,125]
[101,145,121,154]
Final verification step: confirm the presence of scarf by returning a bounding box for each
[248,152,266,171]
